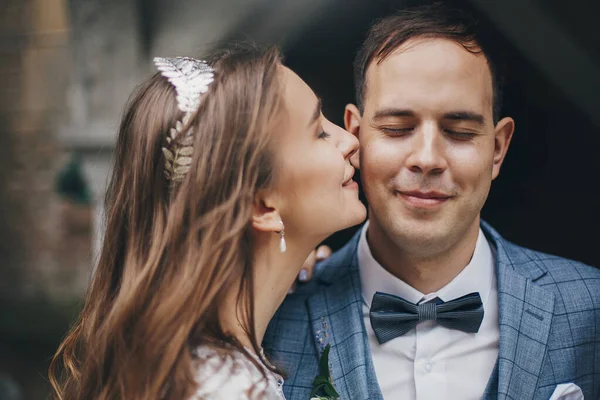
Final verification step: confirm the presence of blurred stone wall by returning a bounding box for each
[0,0,91,302]
[0,2,94,397]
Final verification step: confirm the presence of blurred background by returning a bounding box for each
[0,0,598,398]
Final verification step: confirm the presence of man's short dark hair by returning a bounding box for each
[354,3,505,124]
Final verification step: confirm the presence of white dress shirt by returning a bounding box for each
[358,221,499,400]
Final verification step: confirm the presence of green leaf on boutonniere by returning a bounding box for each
[310,344,340,399]
[319,344,331,376]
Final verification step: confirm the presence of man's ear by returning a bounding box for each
[344,103,361,135]
[344,103,362,168]
[491,116,515,180]
[251,192,282,233]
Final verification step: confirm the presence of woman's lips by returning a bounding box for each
[343,180,359,190]
[342,167,356,188]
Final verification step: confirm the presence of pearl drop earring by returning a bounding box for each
[279,219,287,253]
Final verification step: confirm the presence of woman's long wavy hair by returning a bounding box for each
[49,46,284,399]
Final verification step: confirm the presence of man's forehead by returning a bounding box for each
[370,37,488,75]
[364,37,493,109]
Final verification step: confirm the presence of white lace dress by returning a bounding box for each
[188,346,286,400]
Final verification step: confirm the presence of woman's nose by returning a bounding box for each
[338,126,359,159]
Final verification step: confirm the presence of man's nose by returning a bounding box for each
[405,123,447,175]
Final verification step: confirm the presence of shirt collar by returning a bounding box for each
[358,220,496,308]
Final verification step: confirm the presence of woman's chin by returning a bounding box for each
[353,203,368,226]
[340,203,368,231]
[308,203,367,243]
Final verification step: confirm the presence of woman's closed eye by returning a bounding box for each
[318,130,331,139]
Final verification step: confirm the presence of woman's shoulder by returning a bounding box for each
[188,345,284,400]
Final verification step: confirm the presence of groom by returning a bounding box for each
[264,4,600,400]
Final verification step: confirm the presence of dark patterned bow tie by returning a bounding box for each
[369,291,484,344]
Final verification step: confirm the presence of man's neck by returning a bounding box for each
[366,218,481,294]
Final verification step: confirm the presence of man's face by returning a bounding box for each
[346,38,514,255]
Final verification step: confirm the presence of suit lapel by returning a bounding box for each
[482,223,555,400]
[483,359,499,400]
[306,228,382,400]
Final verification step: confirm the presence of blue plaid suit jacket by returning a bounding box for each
[263,221,600,399]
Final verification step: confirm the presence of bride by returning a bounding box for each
[49,45,366,399]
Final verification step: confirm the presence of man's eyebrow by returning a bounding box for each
[371,109,486,125]
[442,111,485,125]
[308,98,322,127]
[372,108,416,120]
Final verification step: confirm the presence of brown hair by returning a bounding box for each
[49,45,284,399]
[354,3,505,123]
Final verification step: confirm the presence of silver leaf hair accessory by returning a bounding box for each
[153,56,215,183]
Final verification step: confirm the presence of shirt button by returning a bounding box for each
[424,362,433,372]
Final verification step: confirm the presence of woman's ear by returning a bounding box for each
[252,193,282,233]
